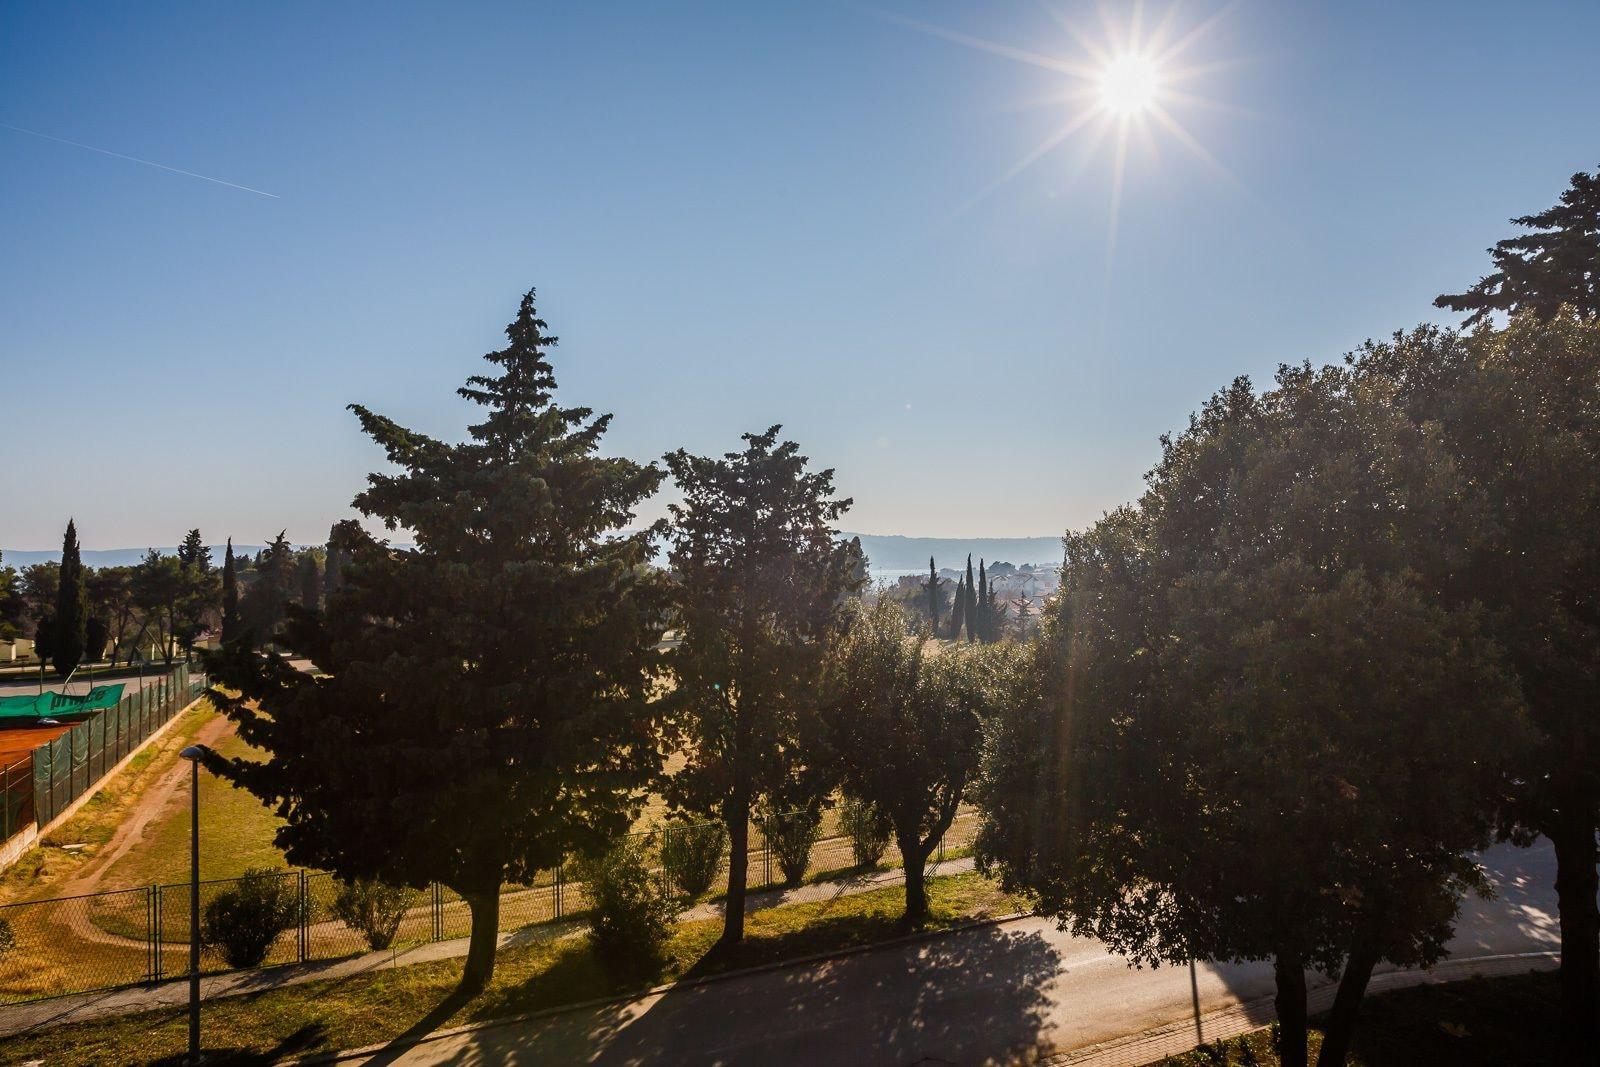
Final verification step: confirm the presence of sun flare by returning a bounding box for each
[1098,53,1160,115]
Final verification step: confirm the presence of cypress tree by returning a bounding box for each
[964,555,977,644]
[222,539,240,644]
[923,556,941,634]
[53,520,87,677]
[950,572,966,640]
[977,559,989,643]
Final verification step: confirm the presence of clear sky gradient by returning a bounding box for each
[3,1,1596,550]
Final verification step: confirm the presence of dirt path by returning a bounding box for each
[58,708,235,898]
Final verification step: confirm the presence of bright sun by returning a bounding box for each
[1098,53,1160,114]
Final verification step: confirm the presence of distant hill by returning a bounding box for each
[842,533,1062,573]
[5,532,1065,574]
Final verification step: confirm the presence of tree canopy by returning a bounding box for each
[975,363,1528,1067]
[206,289,670,994]
[663,425,863,944]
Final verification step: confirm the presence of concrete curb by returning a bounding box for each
[311,908,1037,1065]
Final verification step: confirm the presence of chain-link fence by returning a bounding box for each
[29,663,201,828]
[0,805,981,1006]
[0,755,33,842]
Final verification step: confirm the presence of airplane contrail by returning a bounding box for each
[0,122,279,199]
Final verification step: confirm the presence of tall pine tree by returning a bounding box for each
[53,520,87,677]
[977,559,989,643]
[950,572,967,640]
[923,556,941,635]
[206,289,670,994]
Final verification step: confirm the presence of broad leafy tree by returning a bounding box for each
[132,550,184,666]
[0,553,23,642]
[975,366,1528,1067]
[1353,313,1600,1053]
[1436,166,1600,327]
[52,520,88,677]
[663,426,863,944]
[206,289,669,994]
[88,566,135,665]
[823,599,997,920]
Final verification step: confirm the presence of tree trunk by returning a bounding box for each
[1273,951,1309,1067]
[898,831,930,924]
[1550,801,1600,1055]
[458,887,501,996]
[721,790,750,946]
[1317,939,1380,1066]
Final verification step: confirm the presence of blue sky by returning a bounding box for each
[3,1,1596,550]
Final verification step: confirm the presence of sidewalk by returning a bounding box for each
[1049,949,1562,1067]
[0,854,976,1038]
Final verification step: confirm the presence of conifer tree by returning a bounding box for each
[964,555,977,644]
[221,539,240,644]
[664,426,863,944]
[977,559,989,643]
[52,520,87,677]
[206,289,669,995]
[1436,166,1600,326]
[923,556,941,635]
[950,572,966,640]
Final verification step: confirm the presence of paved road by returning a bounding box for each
[351,840,1568,1066]
[0,666,188,697]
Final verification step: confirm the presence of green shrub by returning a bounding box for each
[576,835,678,978]
[761,806,822,887]
[201,868,302,968]
[330,878,413,950]
[839,795,891,868]
[660,820,726,899]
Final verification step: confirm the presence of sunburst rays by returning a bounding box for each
[877,1,1245,252]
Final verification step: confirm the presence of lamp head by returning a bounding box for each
[180,744,211,762]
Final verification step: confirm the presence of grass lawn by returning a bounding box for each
[97,726,288,888]
[1,871,1025,1065]
[1159,970,1564,1066]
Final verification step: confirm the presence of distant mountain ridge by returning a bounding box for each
[4,532,1065,573]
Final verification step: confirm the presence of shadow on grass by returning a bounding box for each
[149,1021,329,1065]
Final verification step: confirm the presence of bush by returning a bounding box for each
[660,820,726,899]
[576,835,678,978]
[761,806,822,887]
[330,878,413,950]
[839,795,891,868]
[201,868,302,968]
[0,917,14,957]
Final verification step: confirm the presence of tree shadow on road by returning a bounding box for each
[439,920,1063,1065]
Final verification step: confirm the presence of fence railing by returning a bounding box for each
[1,756,32,843]
[27,663,202,830]
[0,807,980,1006]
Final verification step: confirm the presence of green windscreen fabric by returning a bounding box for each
[0,684,127,723]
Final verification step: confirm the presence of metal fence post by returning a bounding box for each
[152,884,164,982]
[298,871,309,963]
[555,864,563,919]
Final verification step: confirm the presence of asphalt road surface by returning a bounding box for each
[345,840,1566,1066]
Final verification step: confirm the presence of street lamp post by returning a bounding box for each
[179,744,212,1065]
